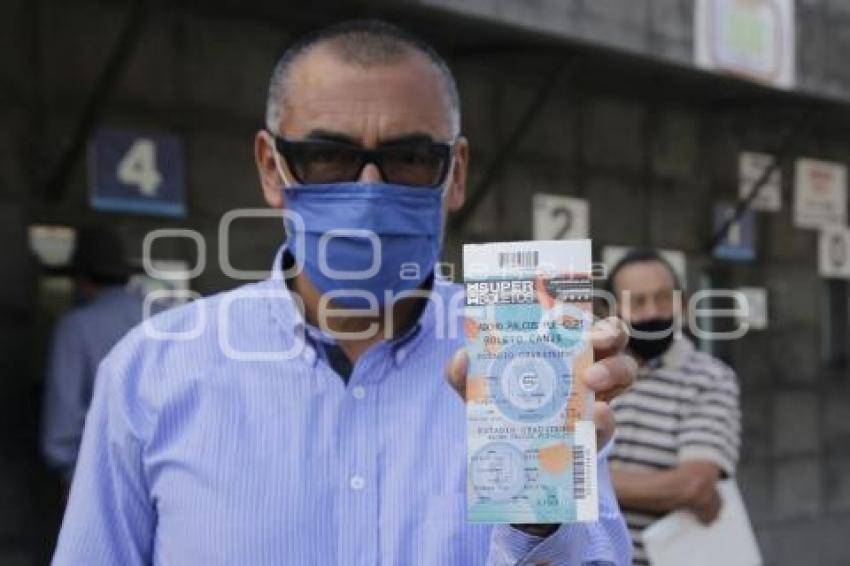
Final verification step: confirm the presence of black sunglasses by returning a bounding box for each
[273,135,454,188]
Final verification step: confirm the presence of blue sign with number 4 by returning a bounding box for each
[713,202,756,262]
[89,128,186,217]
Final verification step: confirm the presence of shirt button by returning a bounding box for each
[395,348,407,364]
[301,347,315,365]
[351,385,366,400]
[350,475,365,491]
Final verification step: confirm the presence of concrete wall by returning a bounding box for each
[412,0,850,103]
[1,0,848,564]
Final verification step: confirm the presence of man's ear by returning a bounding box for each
[446,136,468,212]
[255,130,285,208]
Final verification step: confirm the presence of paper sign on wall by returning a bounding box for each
[127,259,192,306]
[29,225,76,268]
[737,287,768,330]
[695,0,795,89]
[794,158,847,229]
[532,193,589,240]
[739,151,781,211]
[818,226,850,279]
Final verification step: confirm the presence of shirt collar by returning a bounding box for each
[267,243,438,369]
[657,334,694,370]
[263,245,316,367]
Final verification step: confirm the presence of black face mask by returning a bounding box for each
[628,317,676,362]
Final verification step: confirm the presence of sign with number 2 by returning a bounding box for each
[532,193,589,241]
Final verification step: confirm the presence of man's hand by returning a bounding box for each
[678,461,722,524]
[611,460,723,524]
[446,316,636,451]
[689,483,721,524]
[446,316,635,537]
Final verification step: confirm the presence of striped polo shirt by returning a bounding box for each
[608,336,741,565]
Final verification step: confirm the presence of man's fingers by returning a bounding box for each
[593,401,616,449]
[591,316,629,360]
[445,348,468,401]
[694,489,722,525]
[584,354,637,402]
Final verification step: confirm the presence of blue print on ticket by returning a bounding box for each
[463,239,598,524]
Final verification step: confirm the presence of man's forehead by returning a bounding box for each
[279,45,454,141]
[615,261,676,293]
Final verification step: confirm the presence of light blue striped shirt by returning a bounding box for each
[53,247,631,565]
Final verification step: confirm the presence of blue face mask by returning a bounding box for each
[282,182,444,309]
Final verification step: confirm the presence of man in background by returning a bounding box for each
[605,249,741,565]
[41,225,144,484]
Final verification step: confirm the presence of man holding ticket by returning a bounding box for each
[53,20,635,565]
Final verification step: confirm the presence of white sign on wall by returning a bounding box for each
[739,151,782,212]
[127,259,192,306]
[737,287,769,330]
[695,0,795,89]
[818,226,850,279]
[532,193,589,240]
[29,225,76,268]
[602,246,688,290]
[794,158,847,229]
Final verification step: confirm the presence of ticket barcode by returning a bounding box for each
[573,445,588,500]
[498,250,538,269]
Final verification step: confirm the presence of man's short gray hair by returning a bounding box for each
[265,19,461,136]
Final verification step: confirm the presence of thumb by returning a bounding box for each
[445,348,469,401]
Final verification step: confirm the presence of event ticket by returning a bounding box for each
[463,239,597,524]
